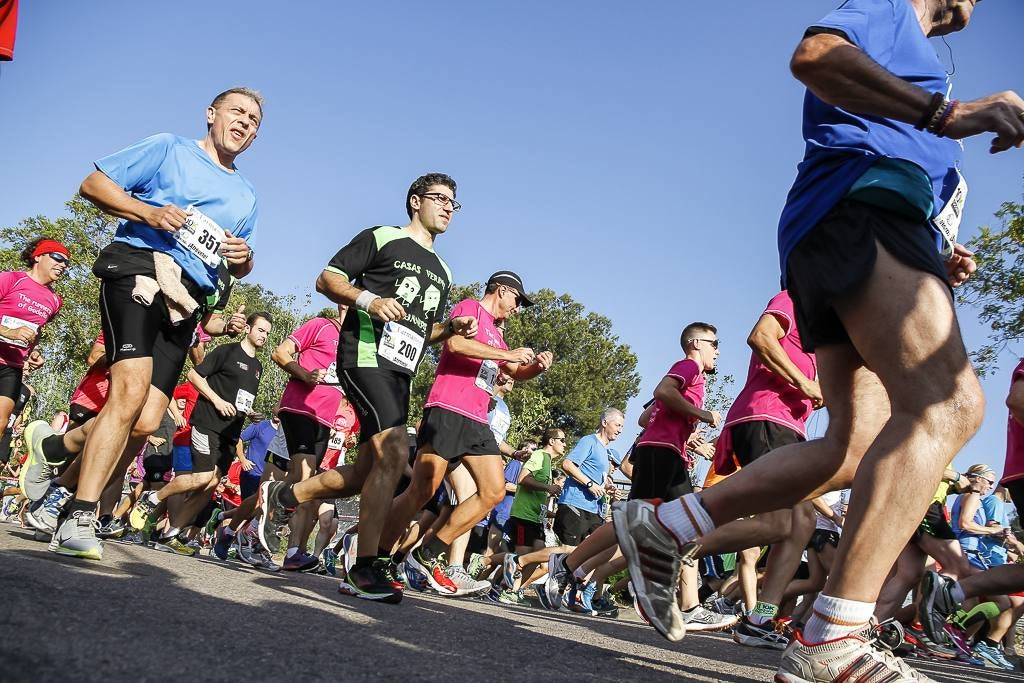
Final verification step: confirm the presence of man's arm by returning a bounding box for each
[561,458,605,501]
[790,33,1024,152]
[315,270,406,322]
[957,494,1001,536]
[747,312,823,408]
[653,376,720,428]
[187,368,235,419]
[518,473,561,497]
[80,170,187,230]
[271,338,320,385]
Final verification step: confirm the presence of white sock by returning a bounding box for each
[573,567,587,581]
[802,594,875,644]
[655,493,715,545]
[286,546,298,558]
[161,526,180,540]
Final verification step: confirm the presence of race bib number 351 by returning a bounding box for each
[179,206,227,268]
[379,322,424,372]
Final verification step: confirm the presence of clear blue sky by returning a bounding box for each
[1,2,1022,478]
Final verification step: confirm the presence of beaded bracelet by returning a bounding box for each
[915,92,946,130]
[933,100,959,137]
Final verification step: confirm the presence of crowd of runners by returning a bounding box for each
[3,1,1024,681]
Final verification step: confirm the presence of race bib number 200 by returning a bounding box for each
[379,322,424,372]
[179,206,227,268]
[933,170,968,258]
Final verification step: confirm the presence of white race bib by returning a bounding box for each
[378,322,424,372]
[178,206,227,268]
[235,389,255,413]
[0,315,38,348]
[932,170,968,258]
[475,359,499,395]
[324,361,340,385]
[328,431,346,451]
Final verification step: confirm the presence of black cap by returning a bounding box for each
[487,270,535,307]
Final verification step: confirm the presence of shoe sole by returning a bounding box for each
[50,544,102,560]
[255,482,277,555]
[733,631,788,648]
[918,571,951,646]
[338,579,403,604]
[24,509,55,534]
[19,421,51,502]
[612,504,684,642]
[685,615,740,632]
[542,555,565,611]
[405,553,457,594]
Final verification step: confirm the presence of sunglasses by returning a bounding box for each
[47,252,69,264]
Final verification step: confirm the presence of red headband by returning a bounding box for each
[32,239,70,260]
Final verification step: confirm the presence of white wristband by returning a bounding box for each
[355,290,380,311]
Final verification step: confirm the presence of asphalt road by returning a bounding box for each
[2,528,1021,683]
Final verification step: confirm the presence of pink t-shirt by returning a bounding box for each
[637,358,705,466]
[0,271,62,368]
[1001,359,1024,485]
[70,333,109,412]
[425,299,507,424]
[279,318,344,427]
[721,291,816,437]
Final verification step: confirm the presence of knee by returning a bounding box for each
[478,484,504,509]
[130,415,162,439]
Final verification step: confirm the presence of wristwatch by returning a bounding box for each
[245,247,255,262]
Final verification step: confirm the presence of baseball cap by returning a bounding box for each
[487,271,534,307]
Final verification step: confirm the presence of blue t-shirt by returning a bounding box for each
[240,419,277,478]
[558,433,622,514]
[978,494,1009,567]
[777,0,963,281]
[492,458,524,526]
[95,133,259,293]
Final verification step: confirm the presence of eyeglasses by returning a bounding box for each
[552,437,566,442]
[970,475,995,485]
[47,253,69,264]
[693,338,719,349]
[419,193,462,211]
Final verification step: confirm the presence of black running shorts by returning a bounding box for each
[142,451,174,483]
[628,444,693,501]
[808,529,840,552]
[786,199,949,352]
[0,431,13,465]
[505,516,545,548]
[68,402,99,426]
[99,275,198,398]
[0,365,22,403]
[553,504,603,546]
[339,367,410,442]
[417,407,500,462]
[264,451,290,473]
[189,425,239,475]
[914,500,956,541]
[279,411,330,459]
[728,420,804,468]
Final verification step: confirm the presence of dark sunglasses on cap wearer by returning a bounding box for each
[47,252,69,264]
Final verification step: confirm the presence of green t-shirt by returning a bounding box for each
[509,448,552,524]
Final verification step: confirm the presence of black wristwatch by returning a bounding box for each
[245,247,255,262]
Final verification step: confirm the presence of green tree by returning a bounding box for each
[957,193,1024,376]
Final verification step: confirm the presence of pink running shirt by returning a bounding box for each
[637,358,705,466]
[70,333,109,413]
[0,271,62,368]
[1001,359,1024,485]
[721,291,816,437]
[279,318,344,427]
[425,299,507,424]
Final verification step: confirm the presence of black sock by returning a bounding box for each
[983,638,1001,648]
[42,434,74,465]
[353,555,375,569]
[424,536,448,558]
[63,498,96,520]
[393,551,406,564]
[278,484,298,508]
[99,514,112,526]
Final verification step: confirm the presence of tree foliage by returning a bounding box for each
[957,192,1024,376]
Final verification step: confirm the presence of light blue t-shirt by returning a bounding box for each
[776,0,963,282]
[95,133,258,293]
[558,433,622,514]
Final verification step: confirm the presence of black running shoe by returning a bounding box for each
[340,560,403,604]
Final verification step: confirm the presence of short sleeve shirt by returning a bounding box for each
[558,434,620,514]
[189,342,263,441]
[777,0,963,282]
[637,358,705,466]
[509,448,552,524]
[426,299,507,424]
[70,333,109,412]
[0,271,62,368]
[325,226,451,375]
[95,133,258,293]
[278,318,344,426]
[1002,359,1024,485]
[722,291,817,437]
